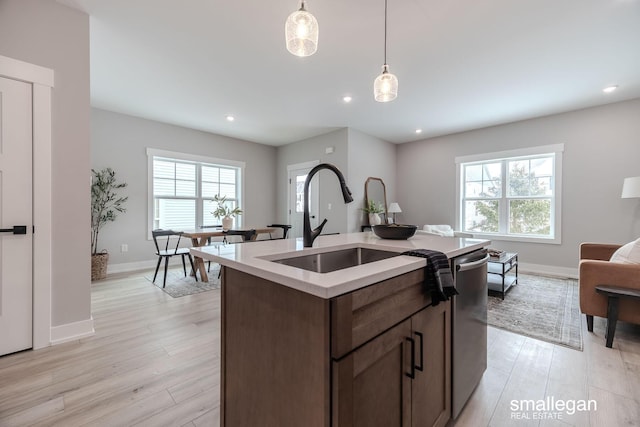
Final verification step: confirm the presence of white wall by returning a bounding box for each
[397,99,640,274]
[0,0,91,327]
[347,129,397,232]
[91,108,278,269]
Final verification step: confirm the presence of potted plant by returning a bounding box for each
[91,168,128,281]
[212,194,242,231]
[362,199,385,226]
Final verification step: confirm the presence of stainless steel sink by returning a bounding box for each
[271,247,400,273]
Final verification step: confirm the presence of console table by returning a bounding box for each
[487,252,518,300]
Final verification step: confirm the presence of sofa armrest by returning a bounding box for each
[579,259,640,320]
[579,243,621,261]
[579,260,640,290]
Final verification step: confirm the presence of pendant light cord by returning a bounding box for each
[384,0,388,65]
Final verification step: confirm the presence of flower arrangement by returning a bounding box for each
[362,199,385,226]
[212,194,242,219]
[362,199,385,214]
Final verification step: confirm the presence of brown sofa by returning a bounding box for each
[579,243,640,331]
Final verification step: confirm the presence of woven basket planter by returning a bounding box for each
[91,252,109,281]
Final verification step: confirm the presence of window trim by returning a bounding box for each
[455,144,563,244]
[146,148,245,239]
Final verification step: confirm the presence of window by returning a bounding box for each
[295,174,307,213]
[147,148,243,234]
[456,144,563,243]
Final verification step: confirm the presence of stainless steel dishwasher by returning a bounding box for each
[451,248,489,419]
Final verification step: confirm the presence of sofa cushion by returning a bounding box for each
[610,238,640,264]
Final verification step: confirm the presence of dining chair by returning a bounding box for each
[208,229,257,274]
[224,229,257,243]
[152,229,197,288]
[199,224,223,245]
[267,224,292,239]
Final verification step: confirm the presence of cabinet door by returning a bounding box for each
[333,319,413,427]
[411,301,451,427]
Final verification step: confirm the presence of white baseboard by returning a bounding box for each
[50,317,95,346]
[107,259,157,274]
[518,262,578,280]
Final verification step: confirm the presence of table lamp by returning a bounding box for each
[621,176,640,199]
[387,202,402,224]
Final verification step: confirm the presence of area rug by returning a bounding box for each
[144,266,220,298]
[487,273,583,350]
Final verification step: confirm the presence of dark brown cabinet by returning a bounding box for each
[332,303,450,427]
[332,319,413,427]
[411,302,451,427]
[221,266,451,427]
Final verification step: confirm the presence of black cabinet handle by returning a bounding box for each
[0,225,26,235]
[405,337,416,379]
[415,331,424,372]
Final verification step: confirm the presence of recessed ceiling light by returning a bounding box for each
[342,96,352,103]
[225,115,235,122]
[603,85,618,93]
[415,129,423,134]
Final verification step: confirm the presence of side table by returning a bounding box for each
[487,252,518,300]
[593,285,640,348]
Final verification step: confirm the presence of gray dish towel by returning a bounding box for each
[401,249,458,306]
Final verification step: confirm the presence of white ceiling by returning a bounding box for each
[64,0,640,146]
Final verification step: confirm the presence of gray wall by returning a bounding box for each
[347,129,397,232]
[91,108,278,267]
[397,99,640,273]
[276,129,349,235]
[0,0,91,326]
[275,128,398,235]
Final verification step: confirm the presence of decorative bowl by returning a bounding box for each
[372,224,418,240]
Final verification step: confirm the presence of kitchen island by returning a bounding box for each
[191,232,490,427]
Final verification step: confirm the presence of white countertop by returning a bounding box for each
[190,232,490,299]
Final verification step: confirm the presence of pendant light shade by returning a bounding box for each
[374,64,398,102]
[285,1,318,57]
[374,0,398,102]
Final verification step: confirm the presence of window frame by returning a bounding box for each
[455,144,563,244]
[146,148,245,239]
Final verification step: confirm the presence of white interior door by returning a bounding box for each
[0,76,34,356]
[288,162,319,239]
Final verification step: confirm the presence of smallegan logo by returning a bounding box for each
[510,397,597,420]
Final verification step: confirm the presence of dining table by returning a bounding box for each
[181,226,277,282]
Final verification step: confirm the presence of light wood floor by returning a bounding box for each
[0,270,639,426]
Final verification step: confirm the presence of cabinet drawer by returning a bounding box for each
[331,268,428,359]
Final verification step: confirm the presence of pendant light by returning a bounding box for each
[374,0,398,102]
[285,1,319,57]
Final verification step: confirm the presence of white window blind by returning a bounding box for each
[147,149,243,234]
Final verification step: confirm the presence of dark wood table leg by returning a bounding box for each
[604,296,620,348]
[586,314,594,332]
[501,263,505,300]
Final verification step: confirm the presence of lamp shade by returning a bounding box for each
[285,2,318,57]
[388,202,402,213]
[621,176,640,198]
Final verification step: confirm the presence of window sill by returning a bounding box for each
[469,233,561,245]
